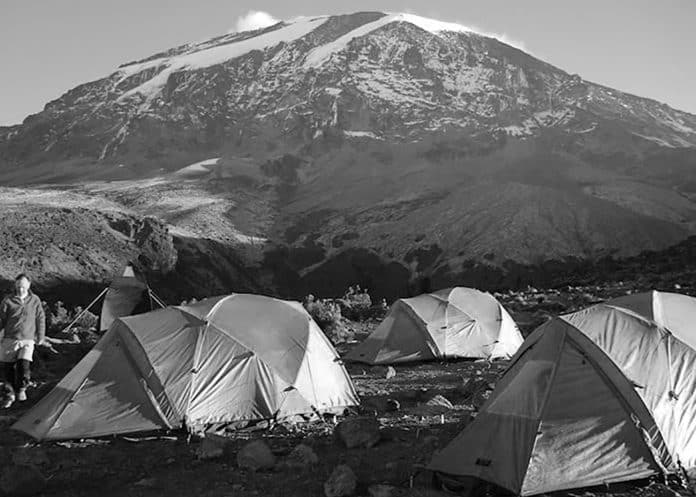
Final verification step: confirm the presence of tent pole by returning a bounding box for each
[61,287,108,334]
[149,290,167,308]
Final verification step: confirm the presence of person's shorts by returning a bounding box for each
[0,339,34,363]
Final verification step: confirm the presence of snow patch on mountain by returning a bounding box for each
[117,16,328,99]
[175,158,221,176]
[632,133,675,148]
[304,13,474,69]
[344,130,383,140]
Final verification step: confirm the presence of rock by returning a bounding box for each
[385,366,396,379]
[196,433,229,460]
[385,399,400,412]
[335,417,381,448]
[426,395,453,409]
[324,464,357,497]
[284,444,318,469]
[0,464,47,496]
[368,484,397,497]
[134,477,157,488]
[237,440,276,471]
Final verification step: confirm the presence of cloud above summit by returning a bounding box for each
[232,11,279,33]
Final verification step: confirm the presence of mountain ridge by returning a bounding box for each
[1,11,695,297]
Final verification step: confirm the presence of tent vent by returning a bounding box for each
[669,390,679,401]
[475,458,491,467]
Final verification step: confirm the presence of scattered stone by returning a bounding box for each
[648,482,683,497]
[134,477,157,488]
[385,399,400,412]
[368,484,398,497]
[460,378,489,399]
[237,439,276,471]
[335,417,381,448]
[426,395,453,409]
[0,464,47,496]
[385,366,396,379]
[284,444,318,469]
[324,464,357,497]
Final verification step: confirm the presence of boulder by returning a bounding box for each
[335,417,381,448]
[196,433,229,460]
[385,366,396,379]
[0,464,47,496]
[237,439,276,471]
[324,464,357,497]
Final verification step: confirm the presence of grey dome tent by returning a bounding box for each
[13,294,359,440]
[429,291,696,495]
[63,264,165,333]
[345,287,523,364]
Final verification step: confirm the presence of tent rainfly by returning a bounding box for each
[428,291,696,496]
[64,264,166,333]
[13,294,359,440]
[345,287,523,364]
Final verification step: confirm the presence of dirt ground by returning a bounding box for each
[1,287,694,497]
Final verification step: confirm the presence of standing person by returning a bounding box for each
[0,274,46,408]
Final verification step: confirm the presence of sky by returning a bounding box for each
[1,0,695,126]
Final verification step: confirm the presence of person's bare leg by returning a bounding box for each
[16,359,30,401]
[1,362,16,408]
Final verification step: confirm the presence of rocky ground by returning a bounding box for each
[1,284,694,497]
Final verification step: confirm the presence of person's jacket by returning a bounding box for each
[0,292,46,342]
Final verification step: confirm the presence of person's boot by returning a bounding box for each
[16,388,27,402]
[1,386,15,408]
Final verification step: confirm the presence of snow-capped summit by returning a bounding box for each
[1,10,695,278]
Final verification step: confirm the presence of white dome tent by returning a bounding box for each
[346,287,523,364]
[14,294,359,440]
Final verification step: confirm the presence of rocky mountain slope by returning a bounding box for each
[1,11,695,298]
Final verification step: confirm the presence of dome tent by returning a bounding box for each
[62,264,166,334]
[13,294,359,440]
[428,291,696,496]
[345,287,523,364]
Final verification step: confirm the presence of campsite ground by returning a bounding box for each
[1,282,694,497]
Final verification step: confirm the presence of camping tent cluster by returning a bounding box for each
[429,291,696,495]
[9,279,696,496]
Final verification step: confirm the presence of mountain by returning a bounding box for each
[1,11,696,299]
